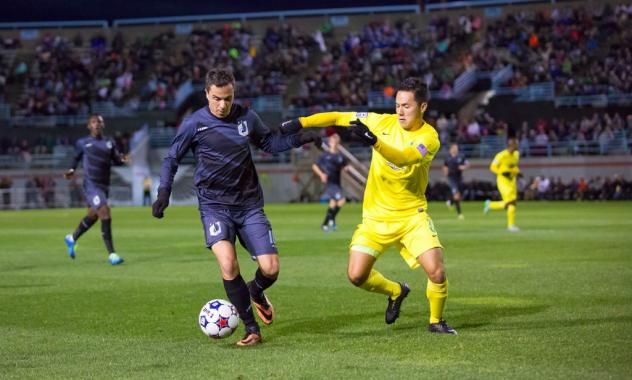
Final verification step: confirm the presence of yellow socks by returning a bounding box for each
[426,278,448,324]
[359,270,401,300]
[507,204,516,227]
[489,201,505,210]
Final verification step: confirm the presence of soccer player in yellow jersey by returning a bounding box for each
[484,138,520,232]
[280,78,456,334]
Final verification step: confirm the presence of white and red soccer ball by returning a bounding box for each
[199,299,239,339]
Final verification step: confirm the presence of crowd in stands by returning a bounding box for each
[291,15,480,110]
[473,3,632,95]
[427,173,632,201]
[432,111,632,156]
[4,23,319,116]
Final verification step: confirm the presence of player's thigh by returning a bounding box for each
[347,249,377,284]
[236,208,278,258]
[349,219,397,279]
[210,240,240,280]
[416,247,446,283]
[400,212,443,268]
[96,205,111,219]
[498,180,517,203]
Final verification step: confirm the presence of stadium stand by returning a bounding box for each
[0,0,631,209]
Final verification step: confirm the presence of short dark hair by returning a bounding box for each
[205,68,235,91]
[88,113,103,123]
[397,77,429,104]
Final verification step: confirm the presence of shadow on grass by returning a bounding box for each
[272,302,554,338]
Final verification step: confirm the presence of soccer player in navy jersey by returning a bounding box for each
[63,114,128,265]
[312,133,350,231]
[152,68,320,346]
[443,143,469,219]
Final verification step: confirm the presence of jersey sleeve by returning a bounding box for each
[416,132,440,165]
[298,111,381,128]
[490,152,503,174]
[158,118,196,192]
[249,111,297,153]
[69,139,84,170]
[110,138,125,165]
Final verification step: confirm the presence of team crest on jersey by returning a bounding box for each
[209,222,222,237]
[106,141,113,149]
[237,120,249,136]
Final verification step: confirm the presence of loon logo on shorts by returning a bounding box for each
[106,141,113,149]
[92,195,101,206]
[209,222,222,237]
[238,120,249,136]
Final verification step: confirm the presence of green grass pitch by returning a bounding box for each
[1,202,631,379]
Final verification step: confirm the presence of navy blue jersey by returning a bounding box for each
[444,154,468,181]
[316,151,348,186]
[71,135,124,187]
[159,104,301,210]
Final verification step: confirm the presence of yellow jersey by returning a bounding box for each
[300,111,440,221]
[490,149,520,181]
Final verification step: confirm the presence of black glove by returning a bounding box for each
[349,119,377,145]
[294,128,323,149]
[280,119,303,135]
[501,172,513,179]
[152,189,170,218]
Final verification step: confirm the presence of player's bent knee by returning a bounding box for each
[428,269,446,284]
[347,271,368,287]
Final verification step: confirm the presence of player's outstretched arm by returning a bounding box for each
[349,120,423,167]
[282,112,356,131]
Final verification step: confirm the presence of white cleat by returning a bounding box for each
[507,225,520,232]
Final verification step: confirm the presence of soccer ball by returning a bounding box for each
[198,299,239,339]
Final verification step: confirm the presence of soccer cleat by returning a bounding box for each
[428,320,458,335]
[483,199,491,214]
[458,214,465,220]
[250,290,275,325]
[64,234,76,259]
[385,282,410,324]
[321,224,329,232]
[445,200,453,210]
[108,253,124,265]
[328,219,336,232]
[236,326,262,347]
[507,225,520,232]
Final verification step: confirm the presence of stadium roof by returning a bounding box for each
[1,0,417,23]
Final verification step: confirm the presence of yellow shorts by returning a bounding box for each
[497,179,517,203]
[349,211,443,269]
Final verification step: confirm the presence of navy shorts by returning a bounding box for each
[323,183,344,201]
[448,178,463,195]
[200,208,277,258]
[84,183,109,210]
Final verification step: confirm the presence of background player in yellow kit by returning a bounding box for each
[484,138,520,232]
[280,77,456,334]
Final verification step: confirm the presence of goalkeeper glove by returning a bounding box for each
[501,172,513,179]
[152,189,170,218]
[349,119,377,145]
